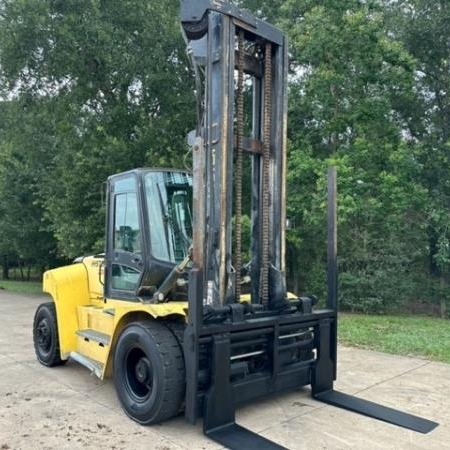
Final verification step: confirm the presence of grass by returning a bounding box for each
[339,313,450,364]
[0,279,43,296]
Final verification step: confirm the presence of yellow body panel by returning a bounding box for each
[43,263,91,359]
[77,334,109,362]
[83,256,104,301]
[240,292,298,302]
[43,257,188,377]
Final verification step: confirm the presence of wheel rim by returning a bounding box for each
[36,318,52,355]
[124,347,153,402]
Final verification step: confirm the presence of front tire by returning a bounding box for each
[113,321,185,425]
[33,302,67,367]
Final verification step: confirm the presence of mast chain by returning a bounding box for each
[261,42,272,306]
[234,30,245,300]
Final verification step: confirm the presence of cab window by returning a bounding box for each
[114,193,141,254]
[111,188,141,291]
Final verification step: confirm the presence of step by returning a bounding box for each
[76,329,111,366]
[76,329,111,346]
[70,351,104,378]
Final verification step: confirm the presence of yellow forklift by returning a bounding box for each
[33,1,437,448]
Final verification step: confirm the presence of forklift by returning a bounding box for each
[33,1,438,448]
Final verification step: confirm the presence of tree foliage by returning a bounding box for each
[386,0,450,316]
[277,0,429,312]
[0,1,448,316]
[0,0,196,259]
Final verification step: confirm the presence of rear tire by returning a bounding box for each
[113,320,185,425]
[33,302,67,367]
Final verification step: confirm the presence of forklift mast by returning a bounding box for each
[182,0,288,310]
[180,1,437,448]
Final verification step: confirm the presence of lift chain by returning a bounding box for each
[234,30,245,301]
[261,42,272,307]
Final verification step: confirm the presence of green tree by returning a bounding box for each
[0,99,60,279]
[276,1,427,312]
[388,0,450,317]
[0,0,196,258]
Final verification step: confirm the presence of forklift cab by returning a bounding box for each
[105,169,193,301]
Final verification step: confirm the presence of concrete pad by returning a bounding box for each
[0,291,448,449]
[236,387,320,433]
[26,359,105,394]
[259,407,426,450]
[86,384,220,449]
[334,346,428,393]
[0,393,185,450]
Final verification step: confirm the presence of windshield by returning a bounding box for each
[144,171,193,263]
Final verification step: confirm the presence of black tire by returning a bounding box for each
[33,302,67,367]
[182,13,208,40]
[113,320,185,425]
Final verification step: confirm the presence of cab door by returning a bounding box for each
[105,174,144,300]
